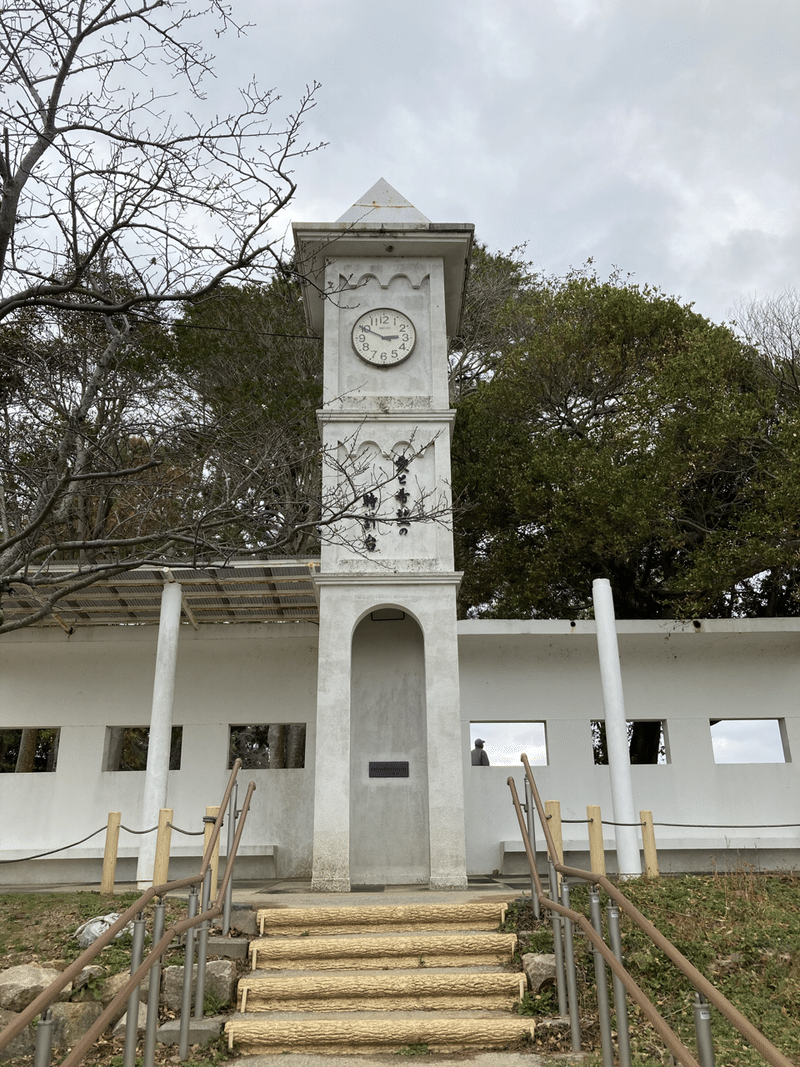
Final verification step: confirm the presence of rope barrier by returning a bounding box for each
[0,826,106,863]
[654,821,800,829]
[557,817,800,829]
[166,823,205,836]
[1,818,209,862]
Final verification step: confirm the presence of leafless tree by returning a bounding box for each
[733,287,800,397]
[0,3,452,633]
[0,0,323,321]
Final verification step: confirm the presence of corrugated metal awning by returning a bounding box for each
[5,561,321,630]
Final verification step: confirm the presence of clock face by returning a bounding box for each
[352,308,416,366]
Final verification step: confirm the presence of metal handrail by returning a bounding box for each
[510,752,794,1067]
[0,759,254,1062]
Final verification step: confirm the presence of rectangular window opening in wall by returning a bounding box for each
[591,721,668,765]
[0,728,60,773]
[228,724,306,769]
[104,726,183,771]
[470,722,547,767]
[710,719,789,764]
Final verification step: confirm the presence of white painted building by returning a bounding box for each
[2,183,799,887]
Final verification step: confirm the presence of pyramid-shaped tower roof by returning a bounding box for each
[336,178,431,226]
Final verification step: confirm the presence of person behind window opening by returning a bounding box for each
[471,738,490,766]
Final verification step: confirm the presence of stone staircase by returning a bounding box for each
[224,900,534,1056]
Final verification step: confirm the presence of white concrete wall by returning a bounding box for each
[0,622,319,883]
[459,619,800,875]
[3,616,800,885]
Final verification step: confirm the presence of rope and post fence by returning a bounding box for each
[539,799,660,878]
[533,798,800,880]
[1,802,227,894]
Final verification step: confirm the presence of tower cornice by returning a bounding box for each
[292,222,474,337]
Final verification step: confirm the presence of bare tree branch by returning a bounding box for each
[0,0,325,320]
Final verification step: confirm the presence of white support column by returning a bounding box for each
[425,587,468,889]
[136,576,183,887]
[592,578,642,879]
[310,586,352,891]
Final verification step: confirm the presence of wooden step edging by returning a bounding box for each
[249,932,518,971]
[225,1017,533,1055]
[256,900,509,936]
[239,971,527,1012]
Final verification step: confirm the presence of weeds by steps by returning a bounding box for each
[396,1043,430,1055]
[516,989,556,1017]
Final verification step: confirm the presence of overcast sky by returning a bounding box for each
[204,2,797,762]
[207,0,799,327]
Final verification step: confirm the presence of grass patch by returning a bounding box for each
[0,891,186,974]
[0,890,226,1066]
[508,870,800,1066]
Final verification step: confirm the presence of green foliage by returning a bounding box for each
[173,279,321,426]
[0,728,59,773]
[517,929,554,955]
[396,1043,430,1056]
[498,896,537,932]
[169,278,323,556]
[566,874,800,1065]
[453,262,800,620]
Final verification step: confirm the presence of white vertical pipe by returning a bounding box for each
[592,579,642,878]
[136,576,183,887]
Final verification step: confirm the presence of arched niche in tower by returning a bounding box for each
[348,607,430,884]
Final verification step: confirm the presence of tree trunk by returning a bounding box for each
[268,725,286,768]
[15,728,38,772]
[286,724,306,768]
[44,729,60,772]
[106,727,125,771]
[629,721,662,764]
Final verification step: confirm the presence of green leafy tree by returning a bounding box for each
[171,278,323,556]
[448,243,538,403]
[453,264,800,623]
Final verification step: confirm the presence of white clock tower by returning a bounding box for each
[293,179,472,890]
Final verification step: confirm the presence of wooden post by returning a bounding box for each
[544,799,563,891]
[587,804,606,876]
[101,811,122,895]
[204,805,221,901]
[640,810,659,878]
[152,808,173,888]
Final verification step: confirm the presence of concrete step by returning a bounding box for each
[249,932,518,971]
[256,901,508,936]
[225,1016,533,1055]
[238,971,526,1012]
